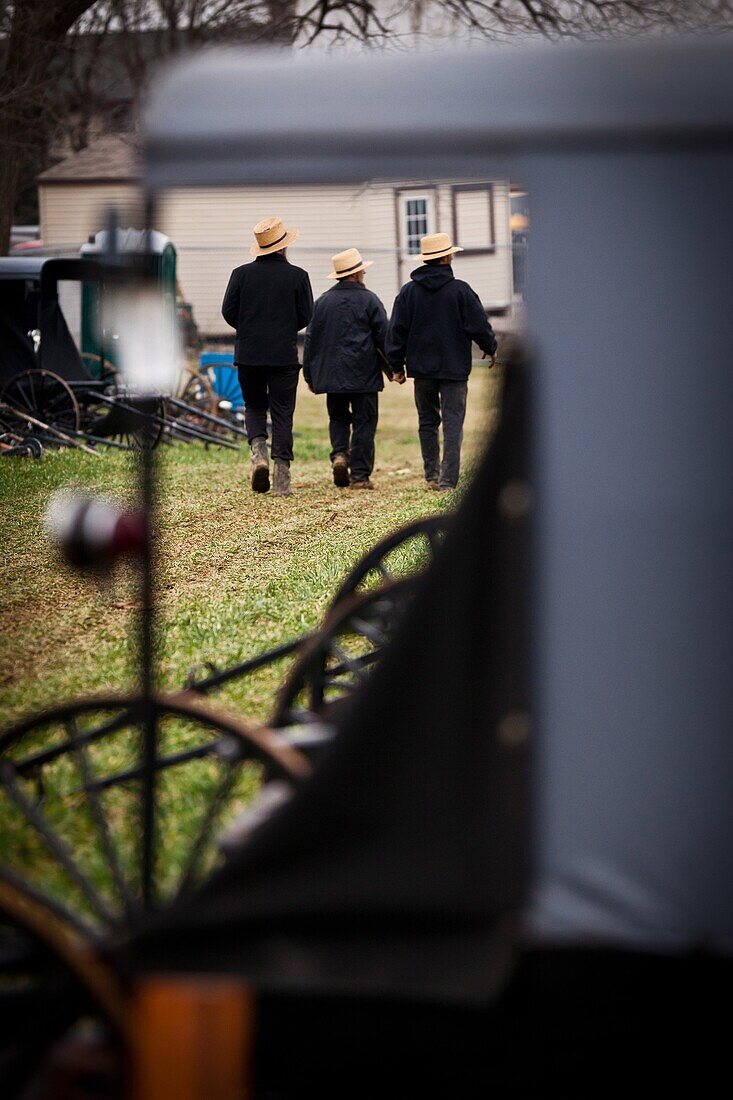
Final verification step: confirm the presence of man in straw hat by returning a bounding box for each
[303,248,403,490]
[387,232,497,491]
[222,217,313,495]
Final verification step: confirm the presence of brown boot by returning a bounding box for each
[273,457,293,496]
[332,453,350,487]
[350,478,374,490]
[250,437,270,493]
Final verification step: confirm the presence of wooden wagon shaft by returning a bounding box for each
[164,419,240,450]
[89,389,240,450]
[0,401,101,457]
[77,431,130,450]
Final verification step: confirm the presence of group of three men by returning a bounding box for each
[222,216,498,496]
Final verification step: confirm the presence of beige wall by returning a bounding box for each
[156,184,367,335]
[39,183,144,250]
[40,179,514,337]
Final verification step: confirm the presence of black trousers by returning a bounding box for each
[326,392,379,482]
[413,378,468,488]
[237,365,299,462]
[254,949,731,1097]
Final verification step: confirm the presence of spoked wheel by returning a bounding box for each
[82,394,166,451]
[118,398,165,451]
[0,433,44,459]
[0,874,125,1098]
[0,693,309,937]
[0,369,80,437]
[175,365,216,417]
[328,514,450,610]
[164,365,236,447]
[272,578,417,728]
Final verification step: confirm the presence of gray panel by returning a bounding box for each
[526,149,733,947]
[144,37,733,187]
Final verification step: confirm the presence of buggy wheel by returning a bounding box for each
[22,437,44,459]
[165,365,224,444]
[0,692,309,937]
[0,434,44,459]
[0,369,80,437]
[272,578,416,728]
[328,514,449,610]
[84,395,166,451]
[122,398,165,450]
[0,875,125,1097]
[175,364,216,416]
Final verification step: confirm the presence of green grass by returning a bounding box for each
[1,369,499,723]
[0,369,499,920]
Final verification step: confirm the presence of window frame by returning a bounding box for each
[397,189,436,258]
[450,183,496,256]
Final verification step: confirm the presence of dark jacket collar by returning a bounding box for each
[255,253,288,263]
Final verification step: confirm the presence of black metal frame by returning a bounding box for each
[271,577,420,729]
[183,515,450,702]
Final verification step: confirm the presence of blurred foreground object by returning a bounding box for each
[44,492,147,570]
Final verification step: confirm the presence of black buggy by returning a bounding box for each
[0,255,245,454]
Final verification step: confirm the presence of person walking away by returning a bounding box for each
[303,248,402,490]
[222,217,313,496]
[386,232,497,491]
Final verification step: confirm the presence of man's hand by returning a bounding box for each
[392,372,406,385]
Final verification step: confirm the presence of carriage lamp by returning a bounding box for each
[106,282,180,394]
[44,491,147,570]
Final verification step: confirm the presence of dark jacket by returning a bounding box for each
[222,253,314,367]
[303,281,389,394]
[386,264,497,381]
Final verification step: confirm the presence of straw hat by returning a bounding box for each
[250,216,299,256]
[327,247,374,280]
[418,232,464,262]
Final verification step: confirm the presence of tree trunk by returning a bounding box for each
[0,0,95,254]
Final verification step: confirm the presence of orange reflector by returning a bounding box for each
[130,976,256,1100]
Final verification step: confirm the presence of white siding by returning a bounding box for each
[454,189,493,246]
[39,184,143,252]
[362,184,400,308]
[156,185,366,334]
[448,181,513,310]
[39,178,514,336]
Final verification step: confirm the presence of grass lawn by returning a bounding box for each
[1,367,499,724]
[0,367,499,920]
